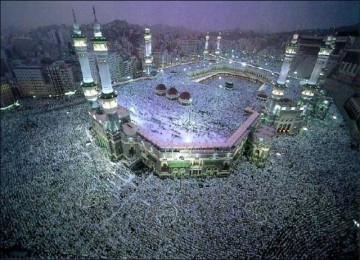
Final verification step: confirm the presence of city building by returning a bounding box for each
[0,79,16,108]
[45,61,76,96]
[344,94,360,130]
[177,38,198,56]
[108,52,122,83]
[13,65,53,97]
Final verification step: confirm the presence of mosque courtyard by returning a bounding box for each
[115,61,274,147]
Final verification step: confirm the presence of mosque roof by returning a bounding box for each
[156,84,166,91]
[167,87,178,95]
[179,91,191,100]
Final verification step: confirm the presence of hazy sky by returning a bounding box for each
[1,1,359,33]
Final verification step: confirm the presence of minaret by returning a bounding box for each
[203,32,209,59]
[269,82,286,115]
[308,35,336,84]
[144,28,153,75]
[269,32,298,115]
[277,32,299,85]
[71,9,99,110]
[91,7,121,133]
[298,82,318,117]
[215,32,221,56]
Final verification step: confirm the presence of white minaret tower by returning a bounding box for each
[203,32,209,59]
[144,28,153,76]
[71,9,99,110]
[308,35,336,85]
[215,32,221,56]
[91,7,121,133]
[277,32,299,85]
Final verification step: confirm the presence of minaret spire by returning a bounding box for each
[72,9,77,23]
[93,6,98,22]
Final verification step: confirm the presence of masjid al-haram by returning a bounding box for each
[0,4,359,259]
[1,57,359,258]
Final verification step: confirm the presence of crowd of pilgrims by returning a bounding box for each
[115,62,267,144]
[0,80,359,258]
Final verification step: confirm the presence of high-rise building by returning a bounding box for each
[108,52,122,83]
[13,66,53,97]
[45,61,76,96]
[177,38,198,56]
[124,59,133,78]
[130,56,140,76]
[152,50,163,68]
[1,79,15,108]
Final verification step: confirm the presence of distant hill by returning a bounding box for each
[283,23,359,36]
[149,24,198,36]
[2,20,358,39]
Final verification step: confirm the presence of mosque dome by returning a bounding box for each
[179,91,191,100]
[166,87,179,100]
[167,87,178,95]
[155,84,167,95]
[156,84,166,91]
[178,91,192,106]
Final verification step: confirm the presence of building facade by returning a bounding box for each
[13,66,53,97]
[0,80,16,108]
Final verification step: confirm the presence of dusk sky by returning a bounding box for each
[1,1,359,33]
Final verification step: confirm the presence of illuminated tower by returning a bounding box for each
[308,35,336,84]
[301,83,317,101]
[298,82,318,116]
[144,28,153,75]
[215,32,221,56]
[91,7,121,133]
[269,83,287,115]
[277,33,299,85]
[203,32,209,59]
[71,9,99,110]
